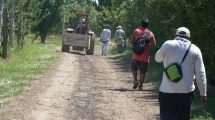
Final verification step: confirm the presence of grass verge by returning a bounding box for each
[0,35,61,106]
[110,45,215,120]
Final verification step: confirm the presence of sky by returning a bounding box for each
[92,0,99,5]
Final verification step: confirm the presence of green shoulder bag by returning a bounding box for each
[164,43,191,83]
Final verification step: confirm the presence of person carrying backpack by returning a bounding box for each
[155,27,207,120]
[129,18,156,90]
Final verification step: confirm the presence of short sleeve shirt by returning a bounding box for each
[132,28,155,62]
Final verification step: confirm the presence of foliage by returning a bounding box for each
[30,0,63,43]
[63,0,98,34]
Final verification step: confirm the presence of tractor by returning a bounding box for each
[62,13,95,55]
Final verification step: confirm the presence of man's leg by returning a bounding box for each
[176,92,194,120]
[131,60,139,89]
[132,70,138,89]
[116,39,123,52]
[159,92,177,120]
[104,41,109,55]
[138,62,148,90]
[139,74,145,91]
[101,42,105,55]
[123,39,127,48]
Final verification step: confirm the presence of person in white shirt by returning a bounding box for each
[155,27,207,120]
[114,26,126,52]
[100,25,111,56]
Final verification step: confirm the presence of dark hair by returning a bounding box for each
[141,18,149,28]
[176,35,189,39]
[106,24,110,29]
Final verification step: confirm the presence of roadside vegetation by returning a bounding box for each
[110,45,215,120]
[0,35,61,106]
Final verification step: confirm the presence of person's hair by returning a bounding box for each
[176,35,189,39]
[141,18,149,28]
[106,24,110,29]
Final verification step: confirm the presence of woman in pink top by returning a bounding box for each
[130,18,156,90]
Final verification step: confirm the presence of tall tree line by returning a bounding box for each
[0,0,64,58]
[0,0,98,59]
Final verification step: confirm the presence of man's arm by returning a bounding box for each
[150,32,156,48]
[100,30,104,41]
[155,42,169,63]
[194,48,207,102]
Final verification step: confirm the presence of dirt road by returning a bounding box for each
[0,46,159,120]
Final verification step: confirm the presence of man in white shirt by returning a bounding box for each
[114,26,126,52]
[155,27,207,120]
[101,25,111,56]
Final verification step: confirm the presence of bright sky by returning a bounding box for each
[92,0,99,5]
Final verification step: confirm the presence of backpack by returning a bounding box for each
[132,31,150,55]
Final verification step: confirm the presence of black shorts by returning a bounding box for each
[131,60,148,74]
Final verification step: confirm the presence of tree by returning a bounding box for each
[9,0,14,48]
[2,0,8,59]
[31,0,63,44]
[13,0,33,49]
[0,0,4,44]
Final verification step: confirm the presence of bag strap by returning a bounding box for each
[181,43,192,65]
[144,30,150,37]
[133,30,150,44]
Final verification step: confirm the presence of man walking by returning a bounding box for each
[114,26,126,52]
[155,27,207,120]
[100,25,111,56]
[130,18,156,90]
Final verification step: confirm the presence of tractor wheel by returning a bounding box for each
[62,44,70,52]
[86,35,95,55]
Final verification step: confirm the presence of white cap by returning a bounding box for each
[117,26,122,29]
[176,27,191,38]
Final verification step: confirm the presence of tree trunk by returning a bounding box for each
[9,0,14,48]
[0,0,4,45]
[2,0,8,59]
[40,33,47,44]
[20,11,24,49]
[61,5,65,37]
[17,5,25,49]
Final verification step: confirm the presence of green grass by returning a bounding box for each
[192,90,215,120]
[110,45,215,120]
[0,35,61,106]
[95,37,101,45]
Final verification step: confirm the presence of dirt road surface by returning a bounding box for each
[0,46,159,120]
